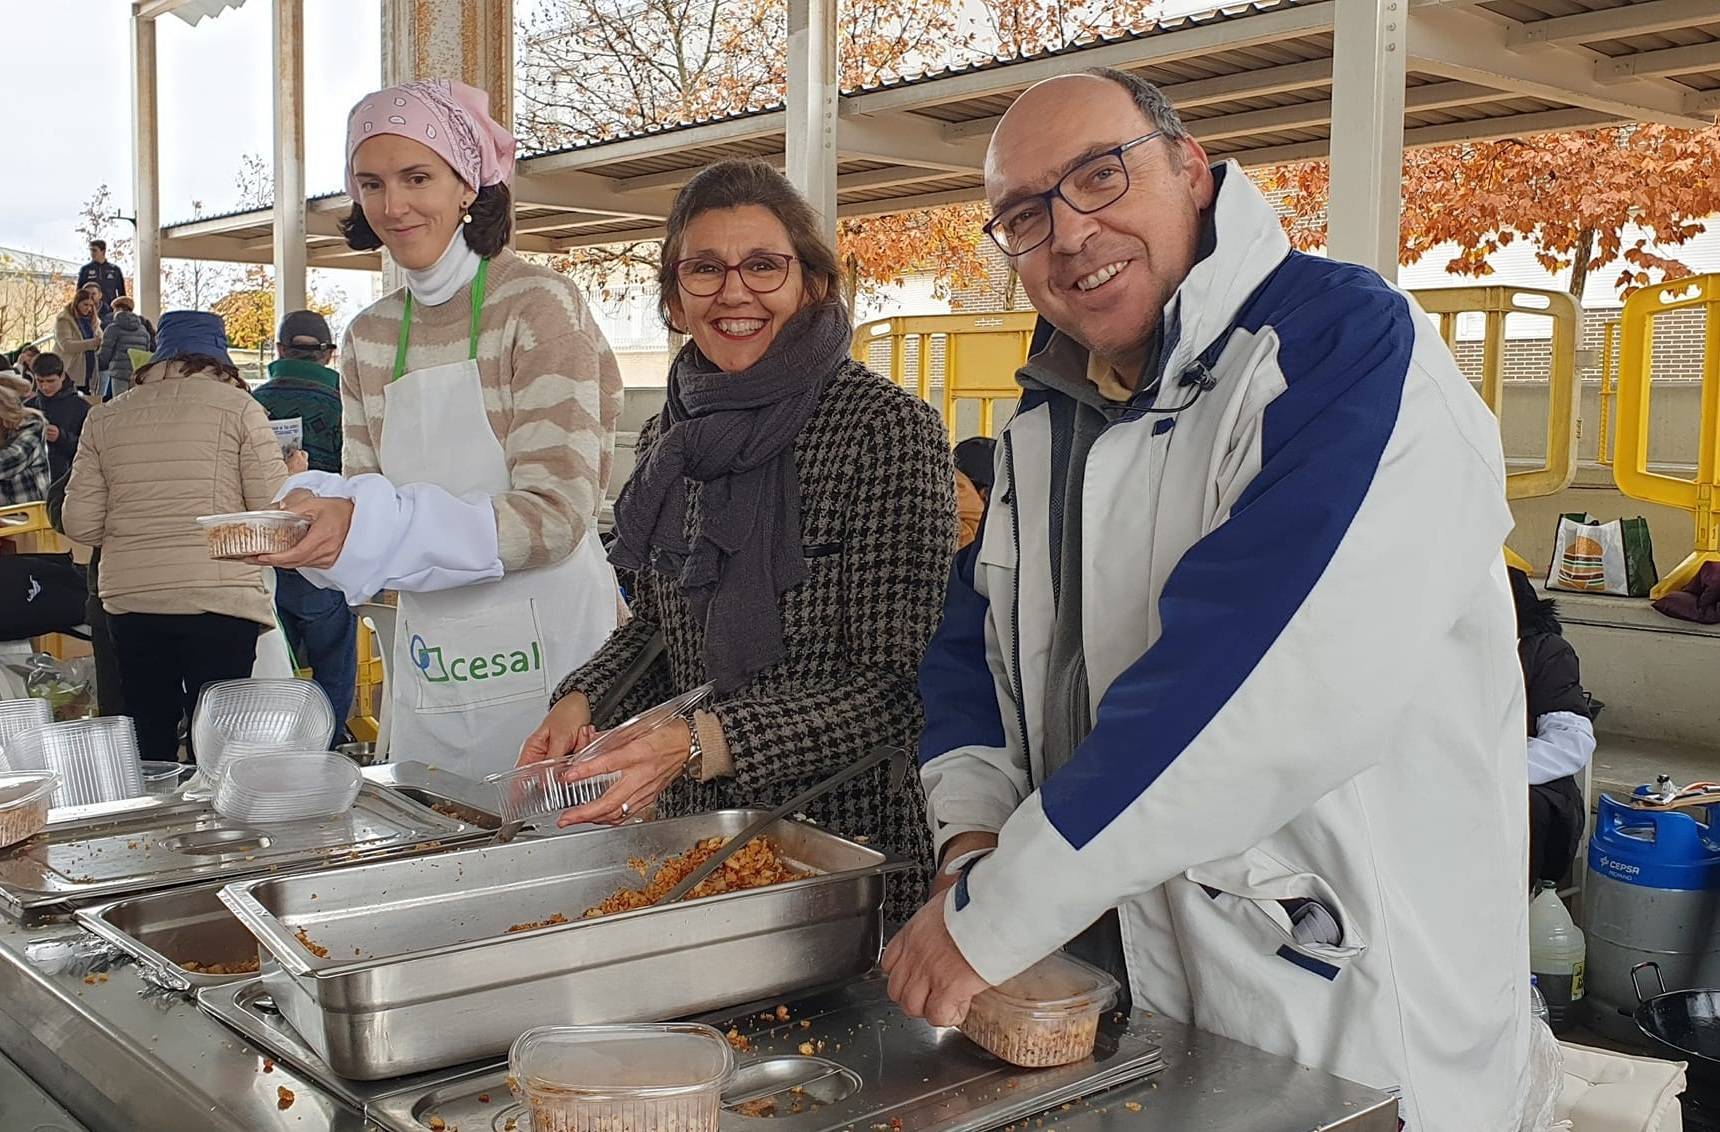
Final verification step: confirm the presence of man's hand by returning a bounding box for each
[882,891,990,1027]
[252,488,354,570]
[44,424,60,443]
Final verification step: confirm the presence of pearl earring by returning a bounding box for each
[462,203,474,224]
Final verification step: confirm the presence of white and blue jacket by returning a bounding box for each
[918,165,1532,1129]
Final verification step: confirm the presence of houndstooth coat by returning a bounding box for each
[554,360,957,923]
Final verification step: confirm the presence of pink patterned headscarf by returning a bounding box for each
[345,80,517,198]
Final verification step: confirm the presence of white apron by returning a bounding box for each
[378,259,618,780]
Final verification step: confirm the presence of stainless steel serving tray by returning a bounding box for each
[77,877,261,990]
[220,809,904,1079]
[0,783,485,915]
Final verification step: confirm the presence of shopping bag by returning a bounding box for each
[1546,513,1658,597]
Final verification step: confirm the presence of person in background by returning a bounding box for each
[952,436,996,551]
[1511,567,1595,888]
[54,290,103,395]
[0,386,50,506]
[253,310,357,736]
[13,344,40,379]
[46,468,124,716]
[62,312,288,762]
[22,354,89,482]
[77,240,126,327]
[97,296,154,400]
[520,159,954,922]
[256,79,623,781]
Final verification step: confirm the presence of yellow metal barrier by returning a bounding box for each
[1615,274,1720,600]
[1596,320,1620,467]
[1412,286,1581,501]
[0,501,55,549]
[854,312,1037,438]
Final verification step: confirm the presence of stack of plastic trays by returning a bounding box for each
[0,698,54,771]
[213,752,362,824]
[192,679,337,782]
[484,683,715,825]
[6,717,145,808]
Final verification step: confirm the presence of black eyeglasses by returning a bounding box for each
[673,252,798,297]
[983,131,1164,257]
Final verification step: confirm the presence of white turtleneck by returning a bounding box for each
[403,229,482,306]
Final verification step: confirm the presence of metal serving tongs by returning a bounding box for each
[651,745,909,907]
[491,632,668,845]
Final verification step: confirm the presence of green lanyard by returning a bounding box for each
[390,257,490,382]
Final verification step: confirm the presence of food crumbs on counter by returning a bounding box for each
[504,1120,517,1132]
[262,1058,275,1073]
[798,1041,816,1055]
[427,1117,445,1131]
[294,928,331,959]
[478,1093,491,1104]
[800,1019,812,1029]
[775,1004,791,1022]
[276,1086,295,1110]
[1124,1103,1143,1113]
[726,1028,753,1053]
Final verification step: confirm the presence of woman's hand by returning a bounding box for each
[517,692,593,768]
[252,488,355,570]
[554,720,693,827]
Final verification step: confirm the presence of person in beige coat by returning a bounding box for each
[53,291,103,395]
[63,311,288,761]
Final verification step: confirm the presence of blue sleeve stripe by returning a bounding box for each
[1276,945,1342,981]
[1040,257,1415,847]
[918,539,1008,767]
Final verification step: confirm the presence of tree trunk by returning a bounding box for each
[1003,263,1020,309]
[843,254,861,321]
[1567,227,1597,302]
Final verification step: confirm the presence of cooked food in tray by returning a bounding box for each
[582,836,809,918]
[181,956,261,975]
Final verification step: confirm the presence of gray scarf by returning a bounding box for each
[609,303,852,693]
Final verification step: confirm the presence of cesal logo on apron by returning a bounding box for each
[380,258,618,780]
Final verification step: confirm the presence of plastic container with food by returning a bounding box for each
[195,511,311,560]
[508,1022,734,1132]
[0,772,58,849]
[958,951,1119,1068]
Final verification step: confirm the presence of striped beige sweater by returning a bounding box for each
[339,248,623,570]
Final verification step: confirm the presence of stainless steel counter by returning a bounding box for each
[0,908,1398,1132]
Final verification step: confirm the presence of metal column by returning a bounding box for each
[1326,0,1407,275]
[273,0,308,317]
[786,0,839,245]
[130,14,160,319]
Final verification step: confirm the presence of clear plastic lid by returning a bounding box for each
[973,951,1120,1019]
[510,1023,734,1098]
[193,679,337,779]
[5,718,145,808]
[0,771,59,813]
[0,698,53,747]
[194,510,312,531]
[485,684,714,822]
[213,752,362,823]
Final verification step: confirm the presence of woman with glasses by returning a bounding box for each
[520,159,955,921]
[254,80,624,781]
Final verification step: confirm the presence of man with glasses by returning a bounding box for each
[888,68,1532,1128]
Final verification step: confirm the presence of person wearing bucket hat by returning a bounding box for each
[62,310,289,761]
[254,79,624,780]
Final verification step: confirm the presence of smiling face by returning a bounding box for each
[985,75,1213,361]
[668,205,811,373]
[351,134,474,271]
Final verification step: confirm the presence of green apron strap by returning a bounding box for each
[389,257,490,382]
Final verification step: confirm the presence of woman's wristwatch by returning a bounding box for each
[683,714,704,781]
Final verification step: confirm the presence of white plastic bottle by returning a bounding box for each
[1529,882,1586,1032]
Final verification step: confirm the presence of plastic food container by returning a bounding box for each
[195,511,311,560]
[958,951,1119,1068]
[0,772,59,849]
[484,684,714,823]
[508,1023,734,1132]
[213,752,362,824]
[0,698,53,769]
[192,679,337,781]
[4,718,145,809]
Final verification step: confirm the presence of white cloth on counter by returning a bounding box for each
[1528,711,1596,787]
[277,470,503,604]
[403,230,482,306]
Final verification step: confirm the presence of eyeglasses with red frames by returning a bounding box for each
[672,252,798,297]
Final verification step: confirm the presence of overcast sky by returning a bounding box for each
[0,0,380,264]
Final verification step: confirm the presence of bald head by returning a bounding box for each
[982,71,1214,362]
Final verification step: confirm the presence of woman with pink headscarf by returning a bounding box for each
[258,79,624,779]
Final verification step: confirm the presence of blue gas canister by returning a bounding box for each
[1581,793,1720,1041]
